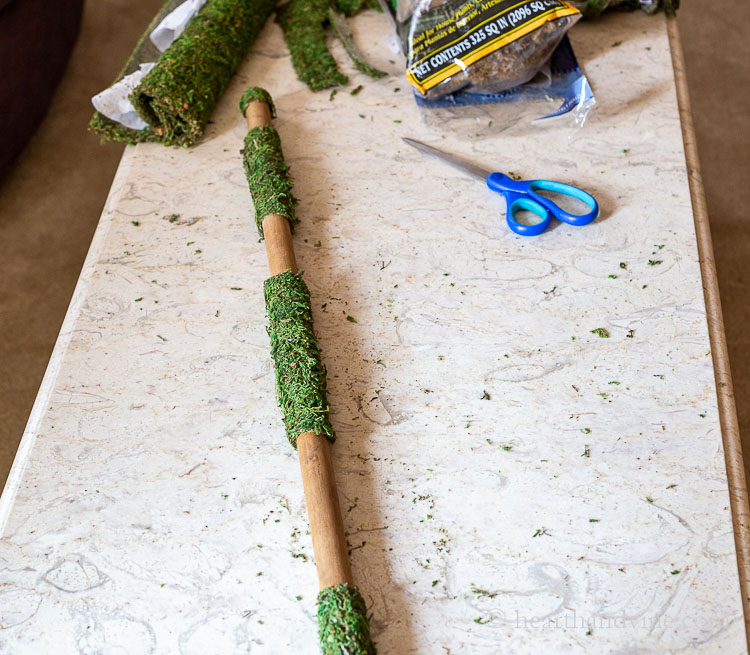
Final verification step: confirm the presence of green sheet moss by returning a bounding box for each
[277,0,349,90]
[241,125,298,237]
[90,0,275,146]
[264,271,335,449]
[239,86,276,118]
[277,0,384,91]
[131,0,277,146]
[318,584,376,655]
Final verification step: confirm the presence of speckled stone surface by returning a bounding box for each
[0,10,745,654]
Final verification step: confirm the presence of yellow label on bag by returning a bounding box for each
[405,0,579,94]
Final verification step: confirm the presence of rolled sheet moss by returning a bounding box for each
[318,584,376,655]
[264,271,335,448]
[90,0,276,146]
[241,125,298,237]
[131,0,277,145]
[277,0,384,91]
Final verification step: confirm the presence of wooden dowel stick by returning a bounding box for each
[245,99,273,128]
[246,99,353,590]
[297,431,354,588]
[262,214,297,276]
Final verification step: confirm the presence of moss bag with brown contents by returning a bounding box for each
[90,0,277,146]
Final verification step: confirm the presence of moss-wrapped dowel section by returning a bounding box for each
[264,271,335,448]
[318,584,376,655]
[90,0,276,146]
[241,124,297,237]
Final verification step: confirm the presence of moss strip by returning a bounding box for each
[318,584,376,655]
[239,86,276,119]
[277,0,349,91]
[264,271,335,448]
[333,0,380,16]
[277,0,384,91]
[328,9,386,79]
[241,125,298,237]
[130,0,277,146]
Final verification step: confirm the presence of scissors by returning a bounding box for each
[403,138,599,237]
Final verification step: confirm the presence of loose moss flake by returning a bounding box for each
[317,584,375,655]
[590,327,609,338]
[265,270,334,448]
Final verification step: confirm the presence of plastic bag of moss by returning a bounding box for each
[415,34,595,138]
[388,0,582,101]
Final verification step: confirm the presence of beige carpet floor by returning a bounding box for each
[0,0,164,482]
[0,3,748,488]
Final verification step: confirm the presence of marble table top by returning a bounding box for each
[1,9,746,655]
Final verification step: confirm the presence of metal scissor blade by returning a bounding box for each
[402,137,491,182]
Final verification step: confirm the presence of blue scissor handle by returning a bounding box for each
[486,172,599,237]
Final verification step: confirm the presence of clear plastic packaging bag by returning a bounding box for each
[413,34,596,136]
[392,0,582,100]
